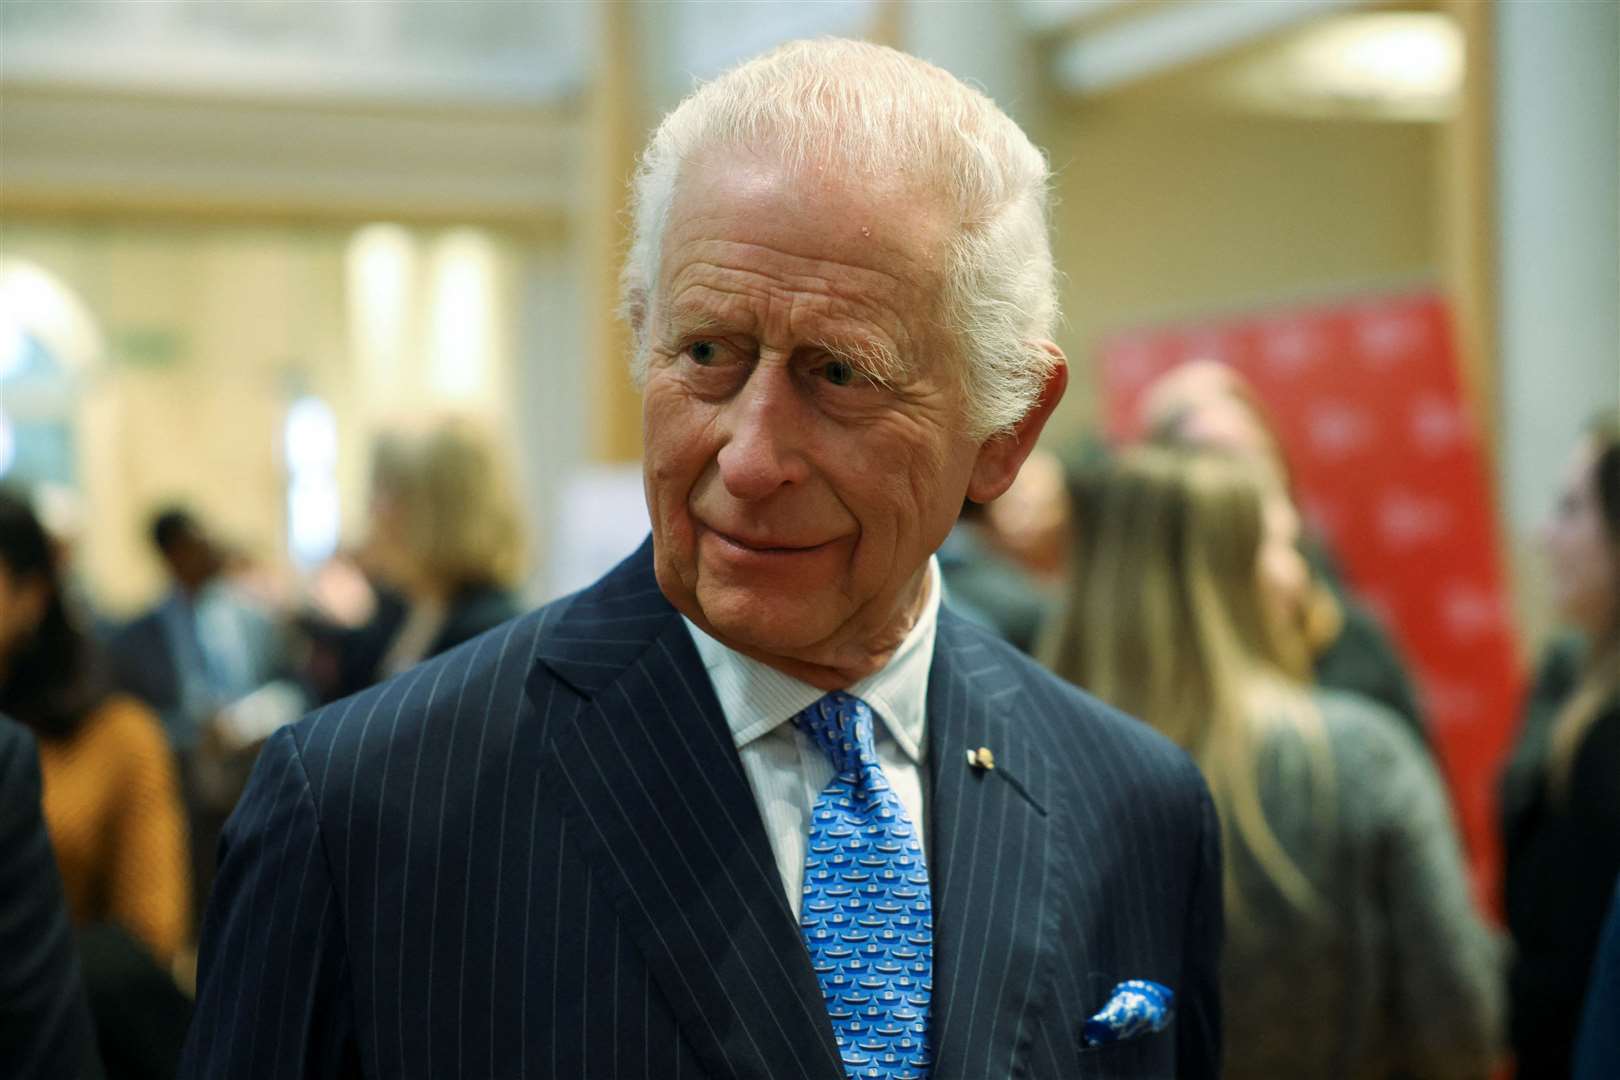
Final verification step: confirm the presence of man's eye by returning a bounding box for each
[688,341,719,365]
[822,360,856,386]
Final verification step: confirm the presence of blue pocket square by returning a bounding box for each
[1082,980,1175,1048]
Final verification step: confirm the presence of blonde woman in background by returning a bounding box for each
[306,417,526,702]
[1140,359,1430,749]
[1043,448,1501,1078]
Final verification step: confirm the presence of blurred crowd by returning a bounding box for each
[1,416,528,1078]
[2,369,1617,1078]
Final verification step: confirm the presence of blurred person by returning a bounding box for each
[0,714,104,1080]
[1043,448,1502,1078]
[937,498,1053,652]
[1141,358,1429,744]
[0,489,191,963]
[32,481,117,641]
[182,40,1222,1079]
[303,416,525,702]
[0,489,192,1079]
[108,505,301,932]
[939,445,1099,652]
[1499,413,1620,1079]
[108,506,293,754]
[979,445,1071,581]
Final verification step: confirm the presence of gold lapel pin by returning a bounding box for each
[966,746,995,771]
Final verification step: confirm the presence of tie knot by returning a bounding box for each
[794,691,880,779]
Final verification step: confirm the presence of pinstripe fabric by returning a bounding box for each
[180,537,1221,1079]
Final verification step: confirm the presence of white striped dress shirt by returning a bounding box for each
[681,558,939,919]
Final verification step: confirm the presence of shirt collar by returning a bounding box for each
[682,557,940,764]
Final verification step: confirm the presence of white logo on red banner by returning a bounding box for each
[1307,401,1376,459]
[1378,490,1451,550]
[1355,310,1426,368]
[1411,394,1470,455]
[1442,582,1503,641]
[1260,319,1323,376]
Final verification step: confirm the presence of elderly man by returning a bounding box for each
[180,39,1220,1080]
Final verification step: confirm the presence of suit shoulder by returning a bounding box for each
[955,618,1206,797]
[287,602,563,802]
[957,619,1190,751]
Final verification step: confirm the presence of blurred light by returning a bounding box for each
[284,395,340,568]
[0,408,14,478]
[346,224,415,385]
[428,229,496,402]
[0,258,103,376]
[288,476,341,569]
[1203,11,1466,121]
[285,395,338,472]
[1287,13,1463,117]
[0,305,25,381]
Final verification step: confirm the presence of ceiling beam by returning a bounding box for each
[1053,0,1368,95]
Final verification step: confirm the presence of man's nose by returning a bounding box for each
[715,365,810,500]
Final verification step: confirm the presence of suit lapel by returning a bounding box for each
[926,612,1057,1079]
[530,541,845,1080]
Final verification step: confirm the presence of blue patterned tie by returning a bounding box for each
[795,692,932,1080]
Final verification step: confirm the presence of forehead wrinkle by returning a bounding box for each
[660,304,728,341]
[662,239,932,324]
[668,237,922,294]
[662,258,919,362]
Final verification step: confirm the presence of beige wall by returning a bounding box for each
[0,220,561,615]
[0,221,350,613]
[1043,103,1440,437]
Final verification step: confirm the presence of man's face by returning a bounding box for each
[164,526,221,592]
[640,161,996,683]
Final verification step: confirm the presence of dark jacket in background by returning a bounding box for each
[0,715,103,1080]
[77,923,192,1080]
[308,582,520,704]
[1313,597,1427,748]
[103,612,183,732]
[937,523,1052,655]
[1574,878,1620,1080]
[1500,638,1620,1079]
[106,586,291,751]
[1302,536,1429,749]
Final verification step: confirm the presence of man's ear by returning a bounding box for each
[966,343,1069,504]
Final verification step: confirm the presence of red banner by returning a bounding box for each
[1098,290,1524,908]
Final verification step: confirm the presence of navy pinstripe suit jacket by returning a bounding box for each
[180,539,1221,1079]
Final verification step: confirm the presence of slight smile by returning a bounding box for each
[705,527,837,556]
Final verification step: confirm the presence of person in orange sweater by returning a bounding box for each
[0,487,190,969]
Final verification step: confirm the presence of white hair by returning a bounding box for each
[620,37,1059,440]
